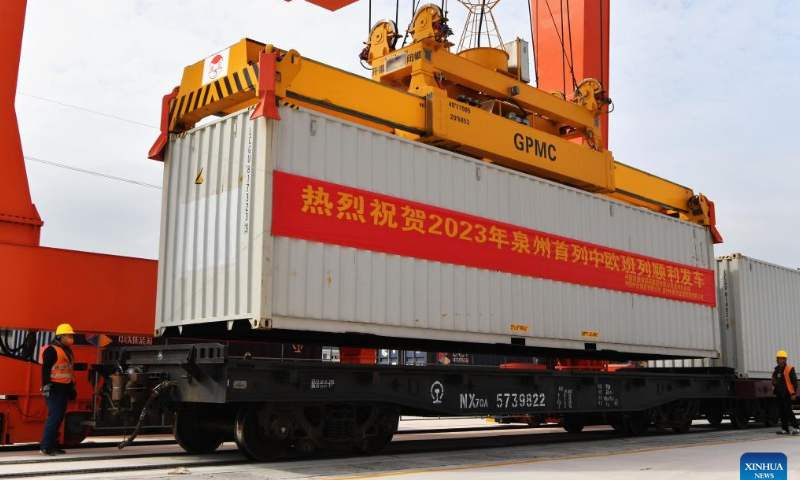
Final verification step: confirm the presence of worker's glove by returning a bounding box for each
[41,384,52,399]
[69,385,77,401]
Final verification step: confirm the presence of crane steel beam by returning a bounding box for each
[0,0,42,246]
[0,243,157,335]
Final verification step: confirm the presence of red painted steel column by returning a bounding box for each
[531,0,610,147]
[0,0,43,246]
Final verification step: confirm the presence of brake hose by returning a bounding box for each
[117,381,173,449]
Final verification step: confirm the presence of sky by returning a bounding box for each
[15,0,800,267]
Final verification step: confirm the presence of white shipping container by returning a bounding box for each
[717,254,800,378]
[155,106,719,358]
[646,358,709,369]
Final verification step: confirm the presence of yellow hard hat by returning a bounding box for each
[55,323,75,336]
[776,350,788,358]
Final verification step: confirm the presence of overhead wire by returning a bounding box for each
[402,0,423,48]
[559,0,565,95]
[565,0,577,90]
[528,0,539,86]
[15,93,162,188]
[598,2,612,118]
[360,1,372,72]
[477,0,487,48]
[16,92,158,130]
[543,0,578,96]
[24,156,162,190]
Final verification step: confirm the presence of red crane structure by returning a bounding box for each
[0,0,157,446]
[532,0,609,146]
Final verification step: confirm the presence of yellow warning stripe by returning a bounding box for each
[282,101,300,110]
[168,63,260,131]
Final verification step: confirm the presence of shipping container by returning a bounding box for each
[717,254,800,378]
[646,358,709,369]
[378,349,427,366]
[155,106,719,358]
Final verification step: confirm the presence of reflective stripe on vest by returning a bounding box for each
[38,345,74,384]
[786,364,796,395]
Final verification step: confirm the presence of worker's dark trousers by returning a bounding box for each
[41,390,69,449]
[777,392,799,432]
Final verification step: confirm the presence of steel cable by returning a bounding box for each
[543,0,578,95]
[528,0,539,86]
[565,0,577,90]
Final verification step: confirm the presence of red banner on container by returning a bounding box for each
[272,171,716,307]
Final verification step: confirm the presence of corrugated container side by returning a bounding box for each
[157,113,271,328]
[647,358,709,369]
[157,107,720,358]
[717,254,800,378]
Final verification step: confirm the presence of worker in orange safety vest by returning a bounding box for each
[39,323,77,455]
[772,350,799,435]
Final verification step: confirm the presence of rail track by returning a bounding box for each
[0,422,533,454]
[0,421,763,479]
[0,439,175,454]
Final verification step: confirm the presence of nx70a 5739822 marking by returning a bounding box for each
[497,392,546,410]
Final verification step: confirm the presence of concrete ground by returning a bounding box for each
[323,432,800,480]
[3,418,799,479]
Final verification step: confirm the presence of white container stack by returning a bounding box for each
[717,254,800,378]
[155,106,720,358]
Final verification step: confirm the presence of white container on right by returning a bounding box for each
[717,254,800,379]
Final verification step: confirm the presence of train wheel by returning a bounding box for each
[624,412,650,436]
[730,402,750,430]
[356,408,399,455]
[609,416,625,432]
[525,418,542,427]
[562,416,585,434]
[756,398,780,427]
[174,407,225,454]
[761,401,779,427]
[234,404,287,462]
[705,411,723,426]
[669,401,695,434]
[672,417,692,434]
